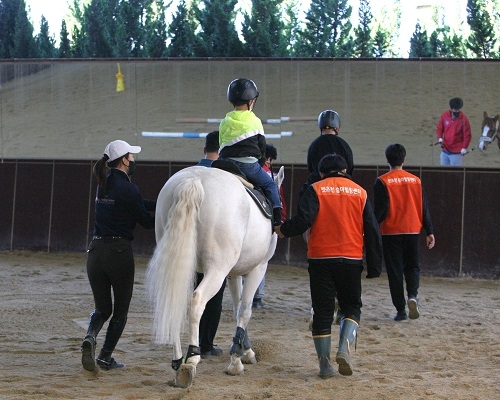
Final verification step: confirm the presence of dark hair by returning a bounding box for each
[205,130,219,153]
[318,153,347,174]
[385,143,406,167]
[93,154,124,197]
[449,97,463,110]
[265,144,278,160]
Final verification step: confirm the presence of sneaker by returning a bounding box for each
[200,346,223,359]
[252,298,264,309]
[96,357,125,370]
[81,336,96,372]
[408,298,420,320]
[394,312,408,321]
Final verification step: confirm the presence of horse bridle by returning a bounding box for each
[480,119,499,143]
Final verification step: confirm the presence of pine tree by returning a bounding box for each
[12,0,36,57]
[0,0,36,58]
[144,0,168,57]
[373,26,390,58]
[409,23,432,58]
[241,0,287,57]
[35,15,56,58]
[353,0,374,57]
[167,0,202,57]
[59,20,71,58]
[282,2,300,56]
[466,0,496,58]
[196,0,243,57]
[296,0,353,57]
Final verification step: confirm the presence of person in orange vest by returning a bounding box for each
[373,144,435,322]
[275,154,382,379]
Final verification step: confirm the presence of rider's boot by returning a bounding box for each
[272,207,283,226]
[313,334,335,378]
[96,316,127,370]
[81,310,106,371]
[335,318,358,376]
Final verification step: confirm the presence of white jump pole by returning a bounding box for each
[142,132,293,139]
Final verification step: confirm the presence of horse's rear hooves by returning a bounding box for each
[175,364,196,388]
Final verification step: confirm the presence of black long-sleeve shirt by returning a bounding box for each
[93,169,155,241]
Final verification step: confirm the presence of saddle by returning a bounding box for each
[211,160,272,219]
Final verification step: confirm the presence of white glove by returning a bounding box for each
[438,138,443,143]
[460,148,467,155]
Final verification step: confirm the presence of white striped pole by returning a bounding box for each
[142,131,293,139]
[176,116,315,124]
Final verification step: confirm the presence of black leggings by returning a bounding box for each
[309,261,363,336]
[86,238,135,321]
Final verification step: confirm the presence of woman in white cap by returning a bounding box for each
[81,140,155,372]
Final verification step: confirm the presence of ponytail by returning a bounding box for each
[93,155,109,198]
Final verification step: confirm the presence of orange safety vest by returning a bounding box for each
[308,177,367,260]
[378,170,423,235]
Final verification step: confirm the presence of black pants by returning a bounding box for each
[308,261,363,336]
[196,273,226,353]
[382,234,420,313]
[86,237,135,322]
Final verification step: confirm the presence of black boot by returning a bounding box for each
[81,310,106,372]
[96,316,127,370]
[272,207,283,226]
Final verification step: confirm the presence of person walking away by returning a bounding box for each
[300,110,354,198]
[253,143,287,309]
[195,130,226,357]
[81,140,155,371]
[373,143,435,321]
[275,154,382,378]
[218,78,283,230]
[436,97,471,166]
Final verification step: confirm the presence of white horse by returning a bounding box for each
[146,165,283,388]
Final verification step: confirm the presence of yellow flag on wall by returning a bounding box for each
[116,63,125,92]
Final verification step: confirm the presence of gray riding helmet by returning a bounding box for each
[318,110,341,130]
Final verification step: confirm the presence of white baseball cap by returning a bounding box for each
[104,140,141,162]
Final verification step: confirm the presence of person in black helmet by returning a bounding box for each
[219,78,283,229]
[300,110,354,198]
[436,97,471,166]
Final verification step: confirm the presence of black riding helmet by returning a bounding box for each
[449,97,463,110]
[318,110,341,131]
[227,78,259,107]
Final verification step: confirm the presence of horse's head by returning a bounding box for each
[479,111,499,150]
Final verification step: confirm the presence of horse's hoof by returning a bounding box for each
[175,364,196,388]
[227,356,244,376]
[242,348,257,364]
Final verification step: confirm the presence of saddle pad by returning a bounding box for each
[245,187,272,219]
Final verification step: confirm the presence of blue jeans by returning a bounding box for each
[254,276,265,299]
[221,158,282,209]
[440,151,463,166]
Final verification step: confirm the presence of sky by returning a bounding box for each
[26,0,468,56]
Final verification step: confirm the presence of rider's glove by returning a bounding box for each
[438,138,443,143]
[460,148,467,155]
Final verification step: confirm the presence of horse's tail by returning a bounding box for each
[146,176,204,345]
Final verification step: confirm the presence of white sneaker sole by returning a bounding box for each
[408,298,420,320]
